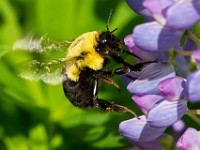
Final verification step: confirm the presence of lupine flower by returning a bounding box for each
[157,77,185,101]
[127,0,200,30]
[147,98,187,128]
[119,115,166,143]
[185,70,200,103]
[176,128,200,150]
[132,94,162,115]
[120,0,200,149]
[126,0,152,17]
[127,62,175,95]
[132,21,182,52]
[172,120,185,133]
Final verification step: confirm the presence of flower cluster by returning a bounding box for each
[119,0,200,149]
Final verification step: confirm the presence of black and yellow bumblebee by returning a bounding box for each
[14,13,151,116]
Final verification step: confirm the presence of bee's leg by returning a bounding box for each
[100,77,120,90]
[93,98,137,116]
[97,67,130,78]
[116,49,141,60]
[92,77,99,98]
[110,52,156,71]
[91,78,136,116]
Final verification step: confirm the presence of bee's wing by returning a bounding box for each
[18,58,66,85]
[13,34,72,53]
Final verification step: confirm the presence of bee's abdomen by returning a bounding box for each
[62,68,94,109]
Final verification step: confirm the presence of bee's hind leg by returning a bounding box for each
[92,75,137,116]
[93,99,137,116]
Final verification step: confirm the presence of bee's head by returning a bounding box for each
[98,30,121,50]
[96,10,123,55]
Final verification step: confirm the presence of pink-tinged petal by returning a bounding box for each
[158,77,186,101]
[166,0,200,30]
[185,70,200,103]
[172,120,185,133]
[176,128,200,150]
[133,22,182,52]
[143,0,173,25]
[127,62,175,95]
[193,49,200,67]
[126,0,152,17]
[132,94,163,115]
[124,34,135,49]
[147,99,187,128]
[119,115,166,142]
[124,34,158,62]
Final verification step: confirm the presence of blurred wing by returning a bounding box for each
[18,58,66,85]
[13,34,72,53]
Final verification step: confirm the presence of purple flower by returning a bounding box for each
[119,115,166,143]
[143,0,200,30]
[121,0,200,149]
[157,77,186,101]
[133,21,182,52]
[124,34,158,62]
[143,0,173,25]
[172,120,185,133]
[147,98,187,128]
[134,140,164,150]
[125,0,152,17]
[174,36,196,78]
[185,70,200,103]
[132,94,162,115]
[124,34,169,62]
[165,0,200,30]
[127,62,175,95]
[176,128,200,150]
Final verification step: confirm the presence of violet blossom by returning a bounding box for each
[119,0,200,149]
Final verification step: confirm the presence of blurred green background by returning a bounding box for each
[0,0,144,149]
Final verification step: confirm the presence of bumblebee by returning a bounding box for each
[14,14,151,116]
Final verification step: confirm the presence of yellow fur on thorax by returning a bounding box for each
[65,31,104,81]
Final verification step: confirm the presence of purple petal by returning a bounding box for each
[166,0,200,30]
[121,71,139,87]
[185,70,200,103]
[124,34,135,49]
[126,0,152,17]
[143,0,174,25]
[124,34,159,62]
[175,51,192,78]
[133,21,182,52]
[127,62,175,95]
[183,37,197,52]
[119,115,166,142]
[172,120,185,133]
[147,99,187,128]
[158,77,186,101]
[193,49,200,67]
[176,128,200,150]
[135,140,163,150]
[132,94,163,115]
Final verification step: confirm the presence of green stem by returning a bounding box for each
[175,51,193,57]
[187,30,200,44]
[168,48,193,58]
[187,109,200,115]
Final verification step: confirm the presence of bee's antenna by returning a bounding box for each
[106,9,113,32]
